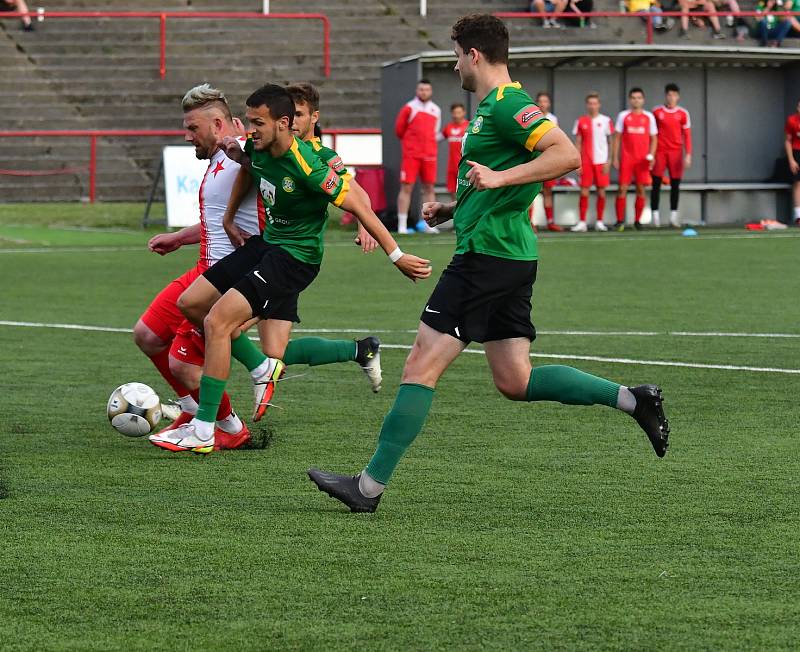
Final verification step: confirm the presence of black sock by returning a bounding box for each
[651,176,662,211]
[670,178,681,211]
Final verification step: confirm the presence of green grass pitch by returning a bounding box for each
[1,205,799,650]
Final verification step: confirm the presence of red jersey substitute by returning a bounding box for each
[442,120,468,193]
[573,114,614,188]
[616,109,658,161]
[786,113,800,150]
[653,105,692,153]
[395,97,441,159]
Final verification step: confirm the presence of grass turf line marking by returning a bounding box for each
[1,320,798,375]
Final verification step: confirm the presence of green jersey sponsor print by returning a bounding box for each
[244,136,350,265]
[455,82,555,261]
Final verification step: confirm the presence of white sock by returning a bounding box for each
[397,212,408,232]
[794,206,800,220]
[216,411,243,434]
[358,470,385,498]
[670,210,679,222]
[652,210,660,225]
[177,395,198,415]
[617,386,637,415]
[250,357,275,381]
[190,417,215,440]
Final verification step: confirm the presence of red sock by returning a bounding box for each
[544,205,554,224]
[579,195,588,221]
[596,196,606,221]
[635,196,645,223]
[190,388,232,420]
[615,196,626,224]
[148,348,191,397]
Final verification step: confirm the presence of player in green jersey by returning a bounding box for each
[151,84,432,453]
[308,14,671,513]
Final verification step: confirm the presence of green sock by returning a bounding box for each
[365,383,434,485]
[283,337,356,366]
[526,365,620,408]
[230,332,267,372]
[196,375,227,423]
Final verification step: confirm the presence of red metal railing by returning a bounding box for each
[0,11,330,78]
[497,11,800,45]
[0,129,382,202]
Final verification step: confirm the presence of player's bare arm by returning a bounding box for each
[222,165,255,248]
[611,131,621,170]
[649,134,657,169]
[338,191,432,282]
[148,223,201,255]
[422,200,456,227]
[786,133,799,175]
[348,179,380,253]
[465,127,579,191]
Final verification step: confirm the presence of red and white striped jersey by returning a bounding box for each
[615,110,658,161]
[572,113,615,165]
[652,105,692,154]
[395,97,442,159]
[197,141,264,271]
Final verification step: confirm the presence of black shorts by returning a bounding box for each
[793,150,800,182]
[203,236,319,322]
[420,252,537,344]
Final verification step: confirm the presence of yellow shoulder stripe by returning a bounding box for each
[309,137,322,152]
[290,139,313,176]
[333,176,351,208]
[525,120,555,152]
[496,81,522,101]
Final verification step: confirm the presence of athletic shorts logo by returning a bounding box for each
[471,116,484,134]
[320,168,339,195]
[282,177,295,193]
[328,156,345,172]
[259,179,276,206]
[514,105,543,129]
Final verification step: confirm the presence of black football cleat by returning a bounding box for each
[355,336,382,392]
[630,384,670,457]
[307,468,382,513]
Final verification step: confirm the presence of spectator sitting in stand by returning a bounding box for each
[757,0,795,46]
[678,0,726,37]
[563,0,596,27]
[713,0,750,41]
[0,0,34,31]
[531,0,568,28]
[626,0,675,31]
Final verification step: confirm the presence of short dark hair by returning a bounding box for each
[418,79,432,86]
[450,102,465,111]
[629,87,645,97]
[286,82,320,112]
[535,91,551,102]
[451,14,509,65]
[665,83,680,94]
[585,91,600,102]
[246,84,295,126]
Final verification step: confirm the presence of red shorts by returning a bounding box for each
[400,155,436,185]
[446,167,458,193]
[543,178,557,190]
[169,320,206,367]
[580,162,611,189]
[653,149,684,180]
[619,157,652,186]
[139,263,203,342]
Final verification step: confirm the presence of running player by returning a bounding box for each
[151,84,432,453]
[535,91,562,232]
[134,84,258,449]
[784,98,800,226]
[442,102,469,201]
[395,80,441,234]
[307,15,670,513]
[652,83,692,228]
[571,92,614,232]
[612,88,657,231]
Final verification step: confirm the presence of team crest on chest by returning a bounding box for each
[260,178,277,206]
[282,177,295,193]
[471,116,484,134]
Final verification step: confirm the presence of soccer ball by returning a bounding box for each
[107,382,162,437]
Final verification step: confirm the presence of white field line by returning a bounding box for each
[0,320,797,375]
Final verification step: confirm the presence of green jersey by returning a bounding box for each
[455,82,555,261]
[308,137,348,177]
[245,136,350,265]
